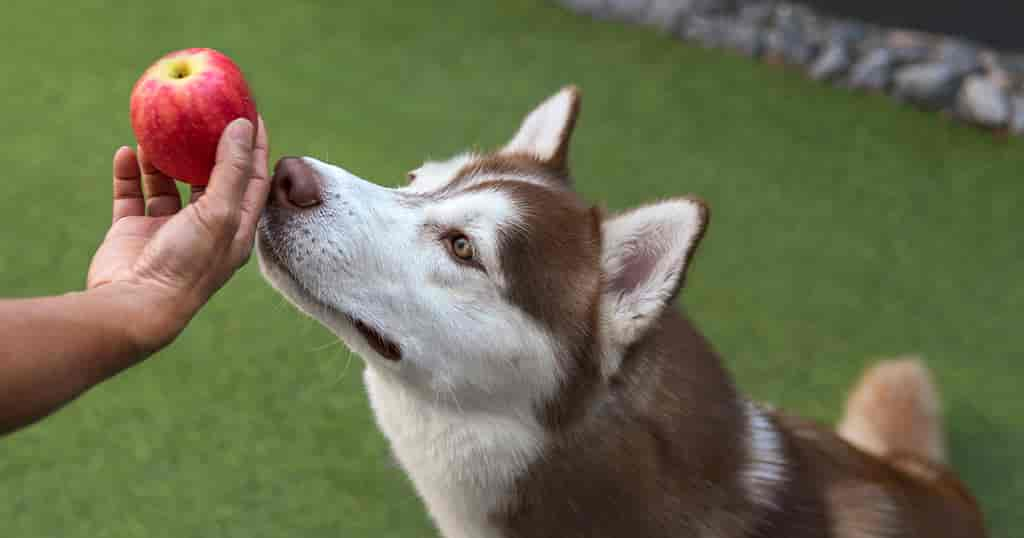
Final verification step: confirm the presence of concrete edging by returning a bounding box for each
[557,0,1024,135]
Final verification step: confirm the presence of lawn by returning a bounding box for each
[1,0,1021,536]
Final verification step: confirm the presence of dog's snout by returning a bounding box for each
[271,157,324,210]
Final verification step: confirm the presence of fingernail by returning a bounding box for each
[226,118,254,146]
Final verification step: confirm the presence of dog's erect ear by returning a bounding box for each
[601,198,709,350]
[501,86,581,172]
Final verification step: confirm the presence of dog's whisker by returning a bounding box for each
[309,339,343,353]
[448,386,464,414]
[332,349,356,385]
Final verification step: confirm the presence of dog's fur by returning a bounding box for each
[257,87,987,537]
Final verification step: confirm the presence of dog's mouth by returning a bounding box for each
[258,228,403,362]
[347,315,402,362]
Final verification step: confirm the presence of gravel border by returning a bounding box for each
[556,0,1024,135]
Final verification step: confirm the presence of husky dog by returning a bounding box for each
[257,87,986,538]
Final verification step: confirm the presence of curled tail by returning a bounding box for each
[838,357,946,463]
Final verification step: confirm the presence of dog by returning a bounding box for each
[256,87,987,538]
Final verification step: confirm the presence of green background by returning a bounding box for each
[1,1,1020,536]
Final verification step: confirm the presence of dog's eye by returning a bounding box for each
[407,171,417,183]
[449,235,474,260]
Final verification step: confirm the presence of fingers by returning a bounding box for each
[235,116,271,246]
[187,118,254,244]
[112,146,144,223]
[189,185,206,204]
[137,145,182,217]
[206,118,255,208]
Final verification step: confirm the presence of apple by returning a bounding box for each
[130,48,257,186]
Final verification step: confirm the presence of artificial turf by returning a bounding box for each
[1,0,1020,536]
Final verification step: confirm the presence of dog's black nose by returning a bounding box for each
[271,157,323,210]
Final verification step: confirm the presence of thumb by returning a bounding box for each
[206,118,255,207]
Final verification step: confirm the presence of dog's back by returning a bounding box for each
[778,414,986,538]
[498,308,986,538]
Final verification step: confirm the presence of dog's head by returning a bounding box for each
[257,87,708,412]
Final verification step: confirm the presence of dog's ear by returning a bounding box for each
[600,198,709,350]
[501,86,580,173]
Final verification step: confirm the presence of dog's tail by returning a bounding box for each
[838,357,945,463]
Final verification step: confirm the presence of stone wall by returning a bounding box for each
[557,0,1024,135]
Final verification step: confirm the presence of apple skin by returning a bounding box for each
[130,48,257,186]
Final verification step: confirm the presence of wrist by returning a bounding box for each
[82,281,196,357]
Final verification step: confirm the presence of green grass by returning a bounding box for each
[1,0,1021,536]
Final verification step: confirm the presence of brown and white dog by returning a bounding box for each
[256,87,987,538]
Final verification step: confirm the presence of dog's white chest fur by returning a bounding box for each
[364,367,544,538]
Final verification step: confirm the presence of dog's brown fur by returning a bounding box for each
[482,88,987,537]
[494,307,986,537]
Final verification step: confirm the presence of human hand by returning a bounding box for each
[87,116,270,353]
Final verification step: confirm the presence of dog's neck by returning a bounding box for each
[364,308,789,538]
[364,365,544,538]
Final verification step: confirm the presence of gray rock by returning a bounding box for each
[762,7,819,67]
[763,27,815,65]
[799,13,829,45]
[892,63,965,109]
[848,48,894,91]
[956,75,1011,127]
[556,0,608,17]
[886,29,934,49]
[678,15,725,48]
[605,0,651,23]
[720,20,763,57]
[679,14,762,56]
[810,42,853,81]
[882,30,932,64]
[1002,54,1024,78]
[642,0,691,30]
[936,39,983,76]
[773,2,815,29]
[890,45,931,65]
[677,0,734,16]
[979,51,1015,90]
[828,20,868,47]
[1010,95,1024,135]
[854,25,888,55]
[738,1,775,26]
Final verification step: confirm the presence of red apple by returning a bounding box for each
[130,48,257,186]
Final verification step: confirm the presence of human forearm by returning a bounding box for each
[0,283,177,434]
